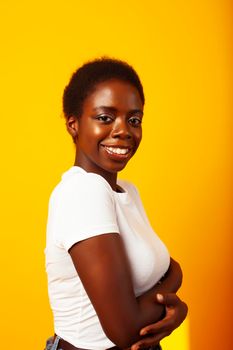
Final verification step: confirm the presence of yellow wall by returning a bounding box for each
[0,1,231,349]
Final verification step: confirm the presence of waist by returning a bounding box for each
[48,335,162,350]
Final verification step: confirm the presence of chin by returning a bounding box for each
[106,162,128,173]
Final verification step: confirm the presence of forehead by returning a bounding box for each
[83,79,143,111]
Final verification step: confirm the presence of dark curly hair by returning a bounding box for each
[63,57,145,119]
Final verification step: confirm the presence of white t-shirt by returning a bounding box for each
[45,166,170,350]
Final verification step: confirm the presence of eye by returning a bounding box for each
[96,114,113,123]
[128,117,142,127]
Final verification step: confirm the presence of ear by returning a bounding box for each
[66,116,79,140]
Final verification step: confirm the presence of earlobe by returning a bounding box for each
[66,116,79,140]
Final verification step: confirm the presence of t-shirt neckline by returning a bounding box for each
[68,166,128,196]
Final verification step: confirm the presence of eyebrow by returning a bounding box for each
[93,106,144,116]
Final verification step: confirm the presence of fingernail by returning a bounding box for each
[157,293,163,302]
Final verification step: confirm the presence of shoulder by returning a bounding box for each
[50,167,114,205]
[47,167,120,250]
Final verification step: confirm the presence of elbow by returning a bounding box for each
[177,262,183,289]
[102,322,140,348]
[106,333,138,349]
[170,258,183,292]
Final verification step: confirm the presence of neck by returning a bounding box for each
[74,153,118,192]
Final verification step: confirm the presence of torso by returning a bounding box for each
[45,166,170,349]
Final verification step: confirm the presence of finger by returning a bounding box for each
[140,317,169,335]
[156,293,182,306]
[131,331,171,350]
[140,314,175,335]
[142,303,188,336]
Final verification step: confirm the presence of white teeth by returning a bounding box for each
[105,147,129,155]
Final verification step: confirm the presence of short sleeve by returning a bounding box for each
[47,173,120,251]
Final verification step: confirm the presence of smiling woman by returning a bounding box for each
[45,58,187,350]
[66,79,143,187]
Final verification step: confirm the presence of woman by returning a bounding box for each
[45,58,187,350]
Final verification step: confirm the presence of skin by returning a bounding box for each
[66,79,188,349]
[67,79,144,190]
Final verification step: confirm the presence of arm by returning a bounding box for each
[132,293,188,350]
[131,259,188,349]
[137,257,183,304]
[131,257,183,327]
[69,233,173,349]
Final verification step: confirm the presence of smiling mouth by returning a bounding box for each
[104,146,131,155]
[101,145,132,158]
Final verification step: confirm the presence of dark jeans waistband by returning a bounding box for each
[45,335,162,350]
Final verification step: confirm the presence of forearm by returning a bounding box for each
[152,257,183,294]
[106,258,183,346]
[136,258,183,323]
[114,258,183,346]
[70,235,183,349]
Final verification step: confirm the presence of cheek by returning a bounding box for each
[135,129,142,145]
[79,125,103,143]
[84,120,106,137]
[91,124,105,137]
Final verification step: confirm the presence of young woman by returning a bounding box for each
[45,58,187,350]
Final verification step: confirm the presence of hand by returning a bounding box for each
[131,293,188,350]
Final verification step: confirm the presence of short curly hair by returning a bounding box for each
[63,57,145,119]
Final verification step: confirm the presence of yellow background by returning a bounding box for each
[0,1,232,349]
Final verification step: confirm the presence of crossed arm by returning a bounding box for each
[131,257,187,349]
[69,233,188,349]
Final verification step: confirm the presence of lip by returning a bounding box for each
[101,144,133,149]
[101,144,133,160]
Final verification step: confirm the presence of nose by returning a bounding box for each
[111,118,132,139]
